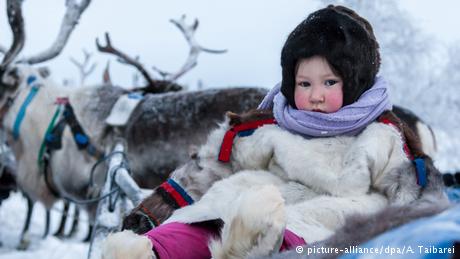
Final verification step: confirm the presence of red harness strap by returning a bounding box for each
[139,203,160,227]
[159,181,189,208]
[218,119,277,162]
[378,118,414,160]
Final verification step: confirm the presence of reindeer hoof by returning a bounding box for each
[16,238,30,251]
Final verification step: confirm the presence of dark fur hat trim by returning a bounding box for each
[280,5,381,108]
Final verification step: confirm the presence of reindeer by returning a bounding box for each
[0,0,95,248]
[0,0,267,249]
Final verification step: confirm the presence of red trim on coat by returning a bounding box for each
[218,119,276,162]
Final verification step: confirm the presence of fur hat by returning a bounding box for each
[280,5,381,108]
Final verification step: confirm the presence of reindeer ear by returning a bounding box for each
[226,109,275,126]
[379,111,402,127]
[402,122,426,158]
[226,111,242,126]
[379,111,426,158]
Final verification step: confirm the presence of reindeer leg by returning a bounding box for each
[43,210,50,238]
[83,223,93,243]
[17,196,33,250]
[66,205,80,238]
[54,201,69,238]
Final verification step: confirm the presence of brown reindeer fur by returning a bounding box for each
[226,109,274,126]
[122,191,175,234]
[95,87,268,189]
[377,110,425,158]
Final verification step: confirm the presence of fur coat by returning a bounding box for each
[164,117,431,250]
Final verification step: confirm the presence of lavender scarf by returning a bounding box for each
[258,76,392,138]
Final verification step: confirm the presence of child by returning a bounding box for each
[103,5,444,259]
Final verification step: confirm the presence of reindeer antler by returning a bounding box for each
[18,0,91,64]
[96,33,156,88]
[152,15,227,81]
[0,0,25,72]
[70,49,97,85]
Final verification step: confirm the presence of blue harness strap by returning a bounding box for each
[413,157,427,188]
[167,178,194,205]
[13,75,40,140]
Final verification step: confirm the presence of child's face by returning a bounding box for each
[294,56,343,113]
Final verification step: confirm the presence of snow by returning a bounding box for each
[433,128,460,172]
[0,193,90,259]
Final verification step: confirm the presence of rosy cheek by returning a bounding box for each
[326,91,343,111]
[294,90,310,110]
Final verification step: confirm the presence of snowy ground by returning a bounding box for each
[0,193,90,259]
[0,129,459,259]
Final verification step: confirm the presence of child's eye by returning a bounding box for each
[298,81,311,87]
[325,80,338,86]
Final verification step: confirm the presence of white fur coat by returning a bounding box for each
[164,121,418,257]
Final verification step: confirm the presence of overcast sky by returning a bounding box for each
[1,0,459,89]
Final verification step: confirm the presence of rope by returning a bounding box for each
[47,148,127,205]
[89,150,129,187]
[60,187,120,205]
[49,150,129,205]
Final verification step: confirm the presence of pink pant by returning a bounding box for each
[144,221,306,259]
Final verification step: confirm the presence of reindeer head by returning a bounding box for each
[0,0,91,121]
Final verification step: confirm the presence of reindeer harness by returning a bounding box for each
[139,178,194,227]
[40,97,103,160]
[37,97,104,197]
[12,75,41,140]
